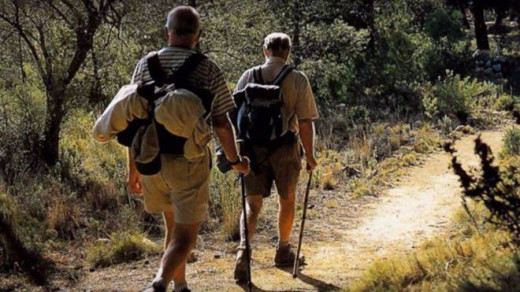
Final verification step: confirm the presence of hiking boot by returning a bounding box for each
[233,247,250,282]
[274,243,302,267]
[142,281,166,292]
[172,284,191,292]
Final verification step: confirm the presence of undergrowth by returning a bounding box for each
[352,128,520,291]
[86,231,161,269]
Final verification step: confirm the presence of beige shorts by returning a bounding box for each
[242,141,302,199]
[142,151,210,224]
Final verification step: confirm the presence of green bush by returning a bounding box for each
[430,72,491,122]
[424,7,465,42]
[502,127,520,157]
[0,65,46,184]
[494,94,517,111]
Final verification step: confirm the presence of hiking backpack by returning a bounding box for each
[234,65,293,145]
[117,52,213,175]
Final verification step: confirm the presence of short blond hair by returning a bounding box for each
[263,33,291,56]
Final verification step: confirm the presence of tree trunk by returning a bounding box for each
[292,1,302,68]
[364,0,375,55]
[494,7,505,28]
[473,0,490,50]
[461,7,470,28]
[42,89,65,166]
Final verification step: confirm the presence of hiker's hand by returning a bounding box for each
[128,169,143,195]
[305,155,317,173]
[232,156,251,176]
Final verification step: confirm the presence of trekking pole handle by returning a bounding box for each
[293,171,313,278]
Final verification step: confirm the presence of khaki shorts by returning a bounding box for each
[142,151,210,224]
[242,141,302,199]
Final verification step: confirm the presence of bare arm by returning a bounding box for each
[299,119,317,172]
[213,114,250,175]
[127,148,143,195]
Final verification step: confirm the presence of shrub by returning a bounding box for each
[502,127,520,157]
[430,72,497,123]
[317,150,344,190]
[353,185,373,198]
[0,66,46,184]
[446,137,520,239]
[209,169,241,241]
[0,192,54,285]
[413,124,442,154]
[433,73,473,121]
[494,94,517,111]
[321,165,339,190]
[352,228,519,291]
[86,231,160,268]
[424,7,465,42]
[47,196,79,240]
[346,106,370,127]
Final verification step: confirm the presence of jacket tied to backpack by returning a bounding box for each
[92,53,213,175]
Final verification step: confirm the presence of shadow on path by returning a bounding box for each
[235,266,340,292]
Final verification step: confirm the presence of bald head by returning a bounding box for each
[165,6,201,48]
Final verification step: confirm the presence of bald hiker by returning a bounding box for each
[231,32,319,281]
[93,6,249,292]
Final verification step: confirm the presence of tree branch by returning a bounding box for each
[0,3,47,84]
[46,1,75,29]
[203,49,251,65]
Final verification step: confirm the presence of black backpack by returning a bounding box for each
[117,52,213,175]
[234,65,293,145]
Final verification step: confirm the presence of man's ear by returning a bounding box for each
[284,50,291,61]
[195,29,202,43]
[263,49,270,58]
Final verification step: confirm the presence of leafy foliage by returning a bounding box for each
[446,137,520,239]
[501,127,520,156]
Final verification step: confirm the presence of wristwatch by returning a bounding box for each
[229,155,242,166]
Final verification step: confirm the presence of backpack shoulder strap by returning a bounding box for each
[252,66,265,84]
[272,65,294,86]
[168,53,208,84]
[146,52,167,86]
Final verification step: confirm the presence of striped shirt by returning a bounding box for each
[131,46,235,117]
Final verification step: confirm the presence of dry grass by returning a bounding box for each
[352,185,373,198]
[209,168,241,241]
[47,196,80,240]
[413,124,443,154]
[316,150,345,191]
[86,231,161,269]
[351,204,520,292]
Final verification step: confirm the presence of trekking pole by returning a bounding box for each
[240,174,253,292]
[292,171,313,278]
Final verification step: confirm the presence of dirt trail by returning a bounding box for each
[78,130,505,291]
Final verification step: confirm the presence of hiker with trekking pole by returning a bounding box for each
[229,32,319,284]
[93,6,250,292]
